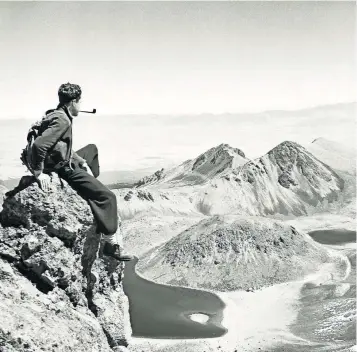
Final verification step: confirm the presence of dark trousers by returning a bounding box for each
[58,144,118,235]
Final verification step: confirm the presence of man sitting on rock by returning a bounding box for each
[31,82,133,261]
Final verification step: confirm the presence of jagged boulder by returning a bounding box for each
[0,174,131,351]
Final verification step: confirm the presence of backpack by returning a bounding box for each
[20,115,47,175]
[20,109,60,175]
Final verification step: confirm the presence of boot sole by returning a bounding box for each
[103,252,134,261]
[119,256,134,262]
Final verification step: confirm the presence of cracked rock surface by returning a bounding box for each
[0,174,131,352]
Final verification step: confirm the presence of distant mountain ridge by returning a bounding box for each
[126,140,345,217]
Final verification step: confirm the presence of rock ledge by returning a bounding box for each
[0,174,131,352]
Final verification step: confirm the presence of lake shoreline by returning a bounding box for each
[123,257,227,340]
[127,227,355,352]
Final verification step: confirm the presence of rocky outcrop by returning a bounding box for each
[124,190,155,202]
[0,174,131,351]
[0,185,6,212]
[134,168,165,188]
[138,215,336,291]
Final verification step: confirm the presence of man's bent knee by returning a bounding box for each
[105,190,116,203]
[87,143,98,154]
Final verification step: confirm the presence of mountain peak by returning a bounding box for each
[266,141,310,168]
[247,140,344,193]
[268,140,302,153]
[135,144,248,187]
[214,143,245,156]
[192,143,246,172]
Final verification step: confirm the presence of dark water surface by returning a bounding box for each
[270,229,356,352]
[309,229,356,245]
[123,257,227,339]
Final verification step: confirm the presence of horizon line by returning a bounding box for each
[1,100,355,120]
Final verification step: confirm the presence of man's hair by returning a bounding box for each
[58,83,82,105]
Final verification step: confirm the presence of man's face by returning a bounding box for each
[69,98,81,117]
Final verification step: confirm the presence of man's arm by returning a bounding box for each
[72,152,93,176]
[72,151,86,165]
[32,114,70,177]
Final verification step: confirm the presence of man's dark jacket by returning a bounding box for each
[31,107,85,177]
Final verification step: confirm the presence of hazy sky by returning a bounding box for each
[0,1,355,118]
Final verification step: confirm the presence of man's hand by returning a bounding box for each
[82,162,94,177]
[36,173,51,192]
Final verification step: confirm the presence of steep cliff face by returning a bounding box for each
[0,175,131,352]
